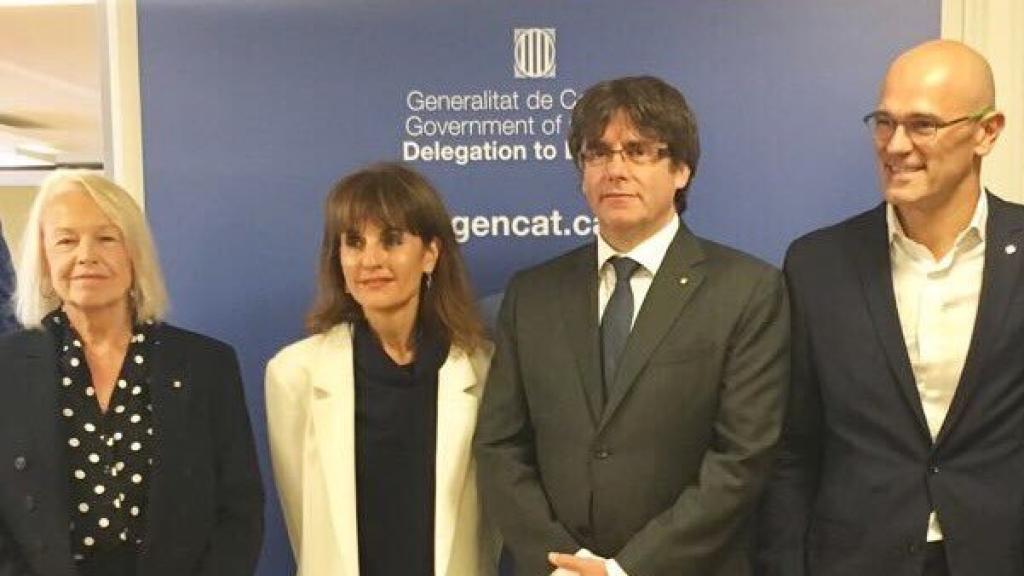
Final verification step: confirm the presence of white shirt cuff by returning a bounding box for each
[605,558,629,576]
[574,548,629,576]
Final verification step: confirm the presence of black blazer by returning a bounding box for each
[758,193,1024,576]
[0,323,264,576]
[476,224,790,576]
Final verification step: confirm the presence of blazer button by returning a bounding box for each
[24,495,36,512]
[13,456,27,471]
[928,465,940,475]
[594,448,610,460]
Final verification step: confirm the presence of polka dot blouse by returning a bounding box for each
[46,310,155,560]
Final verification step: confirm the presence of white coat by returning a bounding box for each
[266,324,499,576]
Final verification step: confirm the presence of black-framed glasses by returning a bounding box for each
[579,141,671,167]
[862,106,993,144]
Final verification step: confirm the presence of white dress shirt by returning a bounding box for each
[596,216,679,325]
[887,193,987,542]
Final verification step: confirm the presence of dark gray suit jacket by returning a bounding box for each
[0,324,264,576]
[475,223,790,576]
[758,193,1024,576]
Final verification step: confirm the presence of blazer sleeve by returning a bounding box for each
[755,250,823,576]
[0,520,30,576]
[473,275,580,576]
[468,345,505,576]
[264,349,309,561]
[193,345,266,576]
[613,267,791,576]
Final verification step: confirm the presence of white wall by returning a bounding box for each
[944,0,1024,202]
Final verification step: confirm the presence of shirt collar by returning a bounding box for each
[596,216,679,276]
[886,191,988,249]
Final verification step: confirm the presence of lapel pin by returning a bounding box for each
[1006,244,1017,255]
[172,380,182,389]
[679,276,689,285]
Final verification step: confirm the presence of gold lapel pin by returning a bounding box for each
[1006,244,1017,255]
[679,276,689,285]
[172,380,182,389]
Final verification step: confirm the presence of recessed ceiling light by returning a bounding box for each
[0,150,53,168]
[16,142,61,162]
[0,1,95,6]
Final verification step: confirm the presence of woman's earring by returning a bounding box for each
[425,272,433,291]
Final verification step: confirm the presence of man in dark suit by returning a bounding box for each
[758,40,1013,575]
[0,222,17,334]
[475,76,790,576]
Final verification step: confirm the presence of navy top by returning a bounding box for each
[353,319,448,576]
[0,223,17,334]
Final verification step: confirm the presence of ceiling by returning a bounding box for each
[0,1,104,171]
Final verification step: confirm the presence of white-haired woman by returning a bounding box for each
[0,170,263,576]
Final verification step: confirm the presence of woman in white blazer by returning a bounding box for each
[266,163,499,576]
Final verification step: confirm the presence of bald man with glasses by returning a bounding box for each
[758,40,1014,576]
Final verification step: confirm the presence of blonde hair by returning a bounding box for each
[15,170,169,327]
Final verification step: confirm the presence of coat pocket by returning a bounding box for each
[807,515,863,552]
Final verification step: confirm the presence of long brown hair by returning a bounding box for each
[306,162,484,351]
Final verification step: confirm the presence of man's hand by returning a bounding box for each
[548,552,607,576]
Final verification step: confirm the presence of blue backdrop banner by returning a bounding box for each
[136,1,939,573]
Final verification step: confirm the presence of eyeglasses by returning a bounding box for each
[862,106,993,144]
[579,141,671,167]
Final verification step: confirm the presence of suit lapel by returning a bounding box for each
[309,325,360,576]
[600,226,706,429]
[434,349,482,576]
[559,245,603,425]
[851,205,931,439]
[936,193,1024,445]
[23,331,69,499]
[20,331,76,573]
[142,326,191,562]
